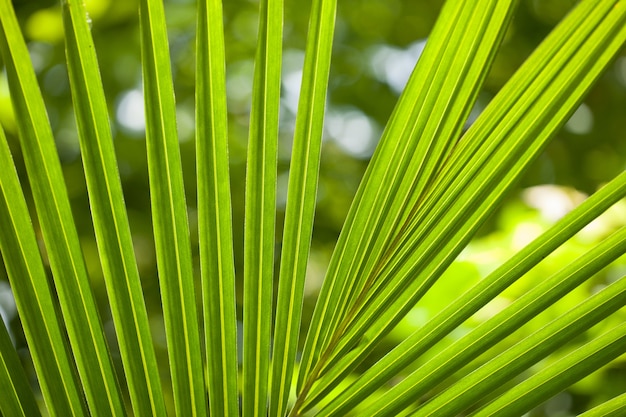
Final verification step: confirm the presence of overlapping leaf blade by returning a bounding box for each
[0,313,41,417]
[63,0,172,414]
[269,0,336,415]
[138,0,206,415]
[296,0,517,401]
[242,0,283,415]
[0,0,123,414]
[0,125,80,416]
[196,0,239,415]
[309,171,626,415]
[308,0,626,393]
[335,227,626,414]
[471,322,626,417]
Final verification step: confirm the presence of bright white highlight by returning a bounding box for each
[369,39,427,94]
[116,89,146,134]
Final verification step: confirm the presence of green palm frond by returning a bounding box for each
[0,0,624,416]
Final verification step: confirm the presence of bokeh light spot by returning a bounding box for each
[116,89,146,136]
[26,7,64,43]
[522,185,587,222]
[326,108,377,158]
[369,39,426,94]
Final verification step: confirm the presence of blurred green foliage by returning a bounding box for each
[0,0,625,415]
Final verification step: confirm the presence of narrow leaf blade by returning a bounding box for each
[0,131,84,414]
[371,230,626,416]
[316,0,626,387]
[472,322,626,417]
[138,0,206,415]
[242,0,283,415]
[0,1,119,414]
[312,170,626,415]
[578,392,626,417]
[269,0,337,415]
[196,0,239,415]
[62,0,172,414]
[297,0,517,396]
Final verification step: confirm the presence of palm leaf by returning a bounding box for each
[0,0,624,416]
[270,0,336,415]
[138,0,205,414]
[309,170,626,415]
[297,0,516,392]
[0,123,83,416]
[297,2,626,400]
[242,0,283,415]
[0,1,122,414]
[0,311,41,417]
[196,0,239,415]
[367,227,626,416]
[62,0,169,413]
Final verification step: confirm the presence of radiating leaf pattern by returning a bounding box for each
[0,0,624,416]
[0,1,117,414]
[297,4,626,403]
[296,0,517,398]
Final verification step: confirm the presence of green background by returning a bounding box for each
[1,0,625,415]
